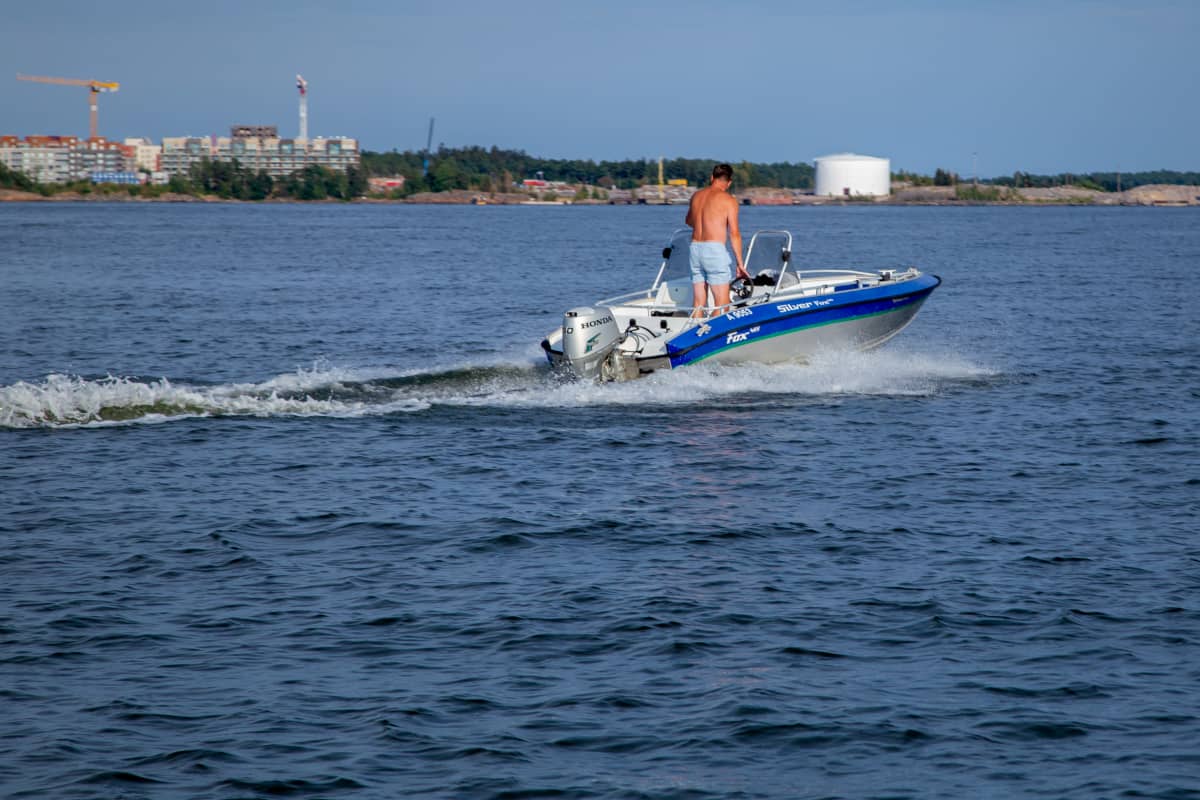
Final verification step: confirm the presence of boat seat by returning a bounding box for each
[656,281,694,310]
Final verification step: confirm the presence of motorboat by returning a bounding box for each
[541,228,940,381]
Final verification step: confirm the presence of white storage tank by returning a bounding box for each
[814,153,891,198]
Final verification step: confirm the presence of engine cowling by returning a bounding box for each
[562,307,620,379]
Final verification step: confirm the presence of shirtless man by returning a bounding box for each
[685,163,749,317]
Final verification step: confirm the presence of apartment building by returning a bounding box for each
[160,131,360,178]
[0,135,72,183]
[123,138,162,173]
[0,136,135,183]
[159,137,212,176]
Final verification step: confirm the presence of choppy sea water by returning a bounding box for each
[1,203,1197,799]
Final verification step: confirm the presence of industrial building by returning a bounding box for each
[814,153,891,198]
[160,134,360,178]
[0,135,136,183]
[230,125,278,139]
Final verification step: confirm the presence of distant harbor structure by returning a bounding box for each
[815,153,890,198]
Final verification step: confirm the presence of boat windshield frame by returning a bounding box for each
[649,228,696,295]
[743,230,793,295]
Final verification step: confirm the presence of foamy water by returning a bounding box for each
[0,371,427,428]
[0,348,997,428]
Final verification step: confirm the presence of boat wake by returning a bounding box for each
[0,349,997,429]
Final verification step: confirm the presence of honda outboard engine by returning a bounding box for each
[562,306,620,379]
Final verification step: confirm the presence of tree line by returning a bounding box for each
[896,165,1200,192]
[173,159,368,200]
[892,168,961,186]
[360,146,818,194]
[0,162,37,192]
[991,170,1200,192]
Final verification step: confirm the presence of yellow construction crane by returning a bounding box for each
[16,73,121,140]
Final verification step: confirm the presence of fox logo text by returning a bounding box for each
[725,325,760,345]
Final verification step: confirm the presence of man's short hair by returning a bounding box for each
[712,164,734,181]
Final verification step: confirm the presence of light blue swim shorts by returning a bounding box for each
[689,241,733,286]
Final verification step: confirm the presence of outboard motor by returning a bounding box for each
[562,307,621,379]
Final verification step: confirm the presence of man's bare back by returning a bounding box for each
[684,164,749,316]
[687,185,738,243]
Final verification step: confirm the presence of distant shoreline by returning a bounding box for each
[3,185,1198,207]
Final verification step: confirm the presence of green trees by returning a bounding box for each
[0,163,36,192]
[933,168,958,186]
[892,170,932,186]
[359,148,817,190]
[283,165,326,200]
[429,158,469,192]
[174,159,364,200]
[991,170,1200,191]
[167,174,192,194]
[187,158,276,200]
[732,161,755,188]
[248,169,275,200]
[280,164,366,200]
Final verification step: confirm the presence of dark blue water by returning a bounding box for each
[2,203,1198,799]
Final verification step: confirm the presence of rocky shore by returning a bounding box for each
[881,183,1200,206]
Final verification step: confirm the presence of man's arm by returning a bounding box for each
[728,198,747,277]
[685,194,696,228]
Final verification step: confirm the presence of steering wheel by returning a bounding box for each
[730,277,754,300]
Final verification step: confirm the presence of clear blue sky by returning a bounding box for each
[4,0,1196,177]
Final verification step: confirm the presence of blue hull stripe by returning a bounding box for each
[666,274,941,368]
